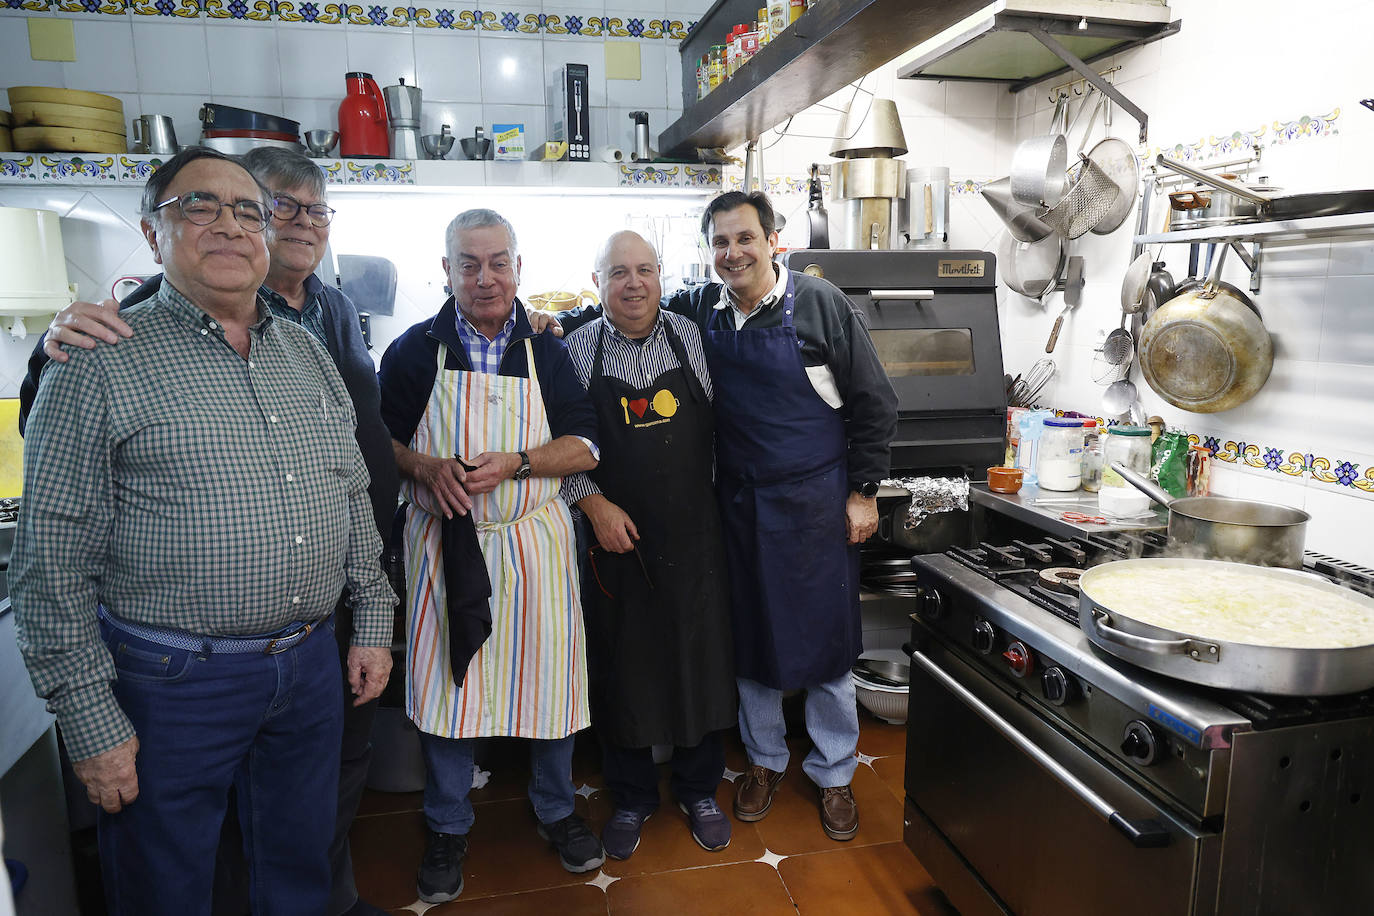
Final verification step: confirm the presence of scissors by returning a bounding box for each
[1061,511,1108,524]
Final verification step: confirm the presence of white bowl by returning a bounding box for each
[853,649,910,724]
[1099,486,1154,519]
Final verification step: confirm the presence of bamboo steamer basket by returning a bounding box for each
[7,86,123,114]
[13,125,127,153]
[11,100,125,133]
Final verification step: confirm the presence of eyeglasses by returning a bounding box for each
[152,192,270,232]
[272,194,336,227]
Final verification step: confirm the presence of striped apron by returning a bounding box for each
[402,338,589,740]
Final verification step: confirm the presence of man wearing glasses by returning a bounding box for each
[11,147,395,915]
[18,148,399,916]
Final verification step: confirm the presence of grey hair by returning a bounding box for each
[445,209,518,260]
[240,147,327,200]
[140,147,271,220]
[594,230,660,276]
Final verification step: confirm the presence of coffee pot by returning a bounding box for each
[338,72,389,159]
[382,78,422,160]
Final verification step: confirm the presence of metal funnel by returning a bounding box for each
[981,176,1055,243]
[831,97,907,159]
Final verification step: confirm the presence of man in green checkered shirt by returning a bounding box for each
[10,148,396,916]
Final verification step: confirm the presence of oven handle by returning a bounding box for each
[909,648,1172,849]
[869,289,935,301]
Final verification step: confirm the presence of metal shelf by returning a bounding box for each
[1135,212,1374,245]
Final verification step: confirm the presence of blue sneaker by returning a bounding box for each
[537,812,605,873]
[602,808,652,860]
[679,797,731,852]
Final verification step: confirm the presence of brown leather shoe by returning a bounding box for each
[819,785,858,840]
[733,765,785,822]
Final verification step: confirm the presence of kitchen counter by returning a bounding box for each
[972,482,1167,541]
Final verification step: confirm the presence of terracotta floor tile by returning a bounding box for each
[462,796,598,899]
[607,861,797,915]
[779,842,959,916]
[357,789,424,818]
[426,882,609,914]
[751,763,904,856]
[871,755,908,805]
[587,780,767,878]
[857,715,910,760]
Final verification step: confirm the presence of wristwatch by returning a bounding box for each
[858,481,880,498]
[514,450,532,481]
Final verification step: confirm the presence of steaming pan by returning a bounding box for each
[1079,558,1374,695]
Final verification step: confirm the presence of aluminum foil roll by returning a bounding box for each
[882,476,970,529]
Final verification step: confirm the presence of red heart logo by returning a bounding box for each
[628,398,649,418]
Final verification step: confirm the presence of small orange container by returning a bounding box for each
[987,466,1024,494]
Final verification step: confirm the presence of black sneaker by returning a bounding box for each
[602,808,652,860]
[416,829,468,903]
[537,812,606,873]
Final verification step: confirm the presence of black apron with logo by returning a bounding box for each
[582,319,736,748]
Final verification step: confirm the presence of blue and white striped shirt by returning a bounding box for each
[454,303,517,374]
[561,310,713,505]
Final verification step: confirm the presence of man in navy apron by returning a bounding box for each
[545,193,896,840]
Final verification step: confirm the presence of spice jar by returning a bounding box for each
[1080,420,1104,492]
[1102,425,1152,488]
[1037,418,1086,491]
[707,45,726,91]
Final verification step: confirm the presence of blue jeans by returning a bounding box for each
[420,732,576,834]
[736,673,858,788]
[97,617,343,916]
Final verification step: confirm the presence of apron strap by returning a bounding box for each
[660,318,707,406]
[589,321,608,386]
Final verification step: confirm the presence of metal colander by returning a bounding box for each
[1039,153,1121,239]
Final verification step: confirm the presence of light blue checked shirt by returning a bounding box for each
[454,303,517,373]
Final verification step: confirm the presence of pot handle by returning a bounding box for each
[1087,608,1221,664]
[910,648,1172,847]
[1108,461,1174,507]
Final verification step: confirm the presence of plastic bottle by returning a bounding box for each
[1037,418,1086,491]
[756,7,771,46]
[1014,409,1051,486]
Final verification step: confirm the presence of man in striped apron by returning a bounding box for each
[377,209,601,904]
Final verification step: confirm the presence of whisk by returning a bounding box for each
[1008,358,1057,407]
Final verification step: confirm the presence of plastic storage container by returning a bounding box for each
[1102,425,1152,489]
[1014,409,1052,485]
[1037,418,1086,491]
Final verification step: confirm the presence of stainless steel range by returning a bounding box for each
[904,485,1374,916]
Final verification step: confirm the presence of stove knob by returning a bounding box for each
[917,587,945,621]
[971,619,997,655]
[1040,666,1076,706]
[1001,640,1034,678]
[1121,720,1160,766]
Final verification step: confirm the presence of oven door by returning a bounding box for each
[904,635,1218,916]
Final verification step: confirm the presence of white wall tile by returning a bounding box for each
[543,39,605,108]
[1251,276,1324,362]
[0,18,65,90]
[133,21,211,96]
[1303,487,1374,568]
[1328,233,1374,276]
[206,25,282,100]
[945,81,1000,119]
[478,37,546,105]
[414,32,481,104]
[275,24,347,100]
[281,98,339,136]
[419,102,484,145]
[62,18,138,95]
[1319,276,1374,366]
[891,78,944,119]
[944,117,997,175]
[345,28,417,87]
[604,40,667,109]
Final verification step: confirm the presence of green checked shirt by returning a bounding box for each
[11,283,396,761]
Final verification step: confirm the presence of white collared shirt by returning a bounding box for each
[715,264,844,409]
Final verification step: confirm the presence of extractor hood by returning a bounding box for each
[895,0,1179,92]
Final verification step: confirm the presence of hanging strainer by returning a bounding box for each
[1103,325,1135,365]
[1087,137,1141,235]
[1039,152,1122,239]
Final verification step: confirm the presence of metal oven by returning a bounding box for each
[903,488,1374,915]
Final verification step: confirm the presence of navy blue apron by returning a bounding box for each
[704,271,860,691]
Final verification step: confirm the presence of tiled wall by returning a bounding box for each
[0,0,710,156]
[995,0,1374,566]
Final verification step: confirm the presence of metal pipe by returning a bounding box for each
[1026,27,1148,143]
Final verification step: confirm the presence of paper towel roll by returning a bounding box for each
[596,146,625,163]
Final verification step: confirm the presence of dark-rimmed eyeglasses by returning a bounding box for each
[152,192,270,232]
[272,194,336,227]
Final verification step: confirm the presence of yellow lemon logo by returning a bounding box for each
[651,389,679,418]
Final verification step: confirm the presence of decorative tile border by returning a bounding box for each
[0,3,695,37]
[2,152,154,183]
[1143,108,1341,164]
[320,159,415,184]
[618,164,721,189]
[1042,406,1373,497]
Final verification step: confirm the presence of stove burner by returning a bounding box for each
[1038,567,1083,594]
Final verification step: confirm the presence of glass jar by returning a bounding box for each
[1102,425,1152,488]
[1080,421,1104,492]
[707,45,726,91]
[1037,418,1086,491]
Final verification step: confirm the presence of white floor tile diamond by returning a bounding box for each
[400,900,437,914]
[722,766,744,783]
[857,751,879,769]
[575,782,599,799]
[586,869,620,892]
[755,848,787,869]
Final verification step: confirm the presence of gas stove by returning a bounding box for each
[902,486,1374,916]
[0,498,18,526]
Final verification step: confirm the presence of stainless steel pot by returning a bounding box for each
[1139,244,1273,413]
[1110,461,1309,567]
[1079,558,1374,695]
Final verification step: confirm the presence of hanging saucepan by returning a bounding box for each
[1109,461,1309,568]
[1138,245,1273,413]
[1157,155,1374,220]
